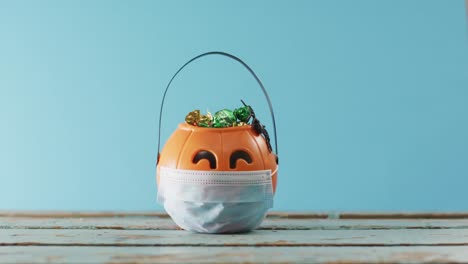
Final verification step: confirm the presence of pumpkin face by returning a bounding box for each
[157,123,278,193]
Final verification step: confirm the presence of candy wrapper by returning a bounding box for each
[184,100,258,129]
[236,122,248,127]
[213,109,236,128]
[185,110,200,126]
[234,106,251,123]
[183,100,273,153]
[198,112,213,127]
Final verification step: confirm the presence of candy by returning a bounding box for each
[234,106,251,122]
[185,110,200,126]
[198,112,213,127]
[213,109,236,128]
[185,101,255,128]
[236,122,248,126]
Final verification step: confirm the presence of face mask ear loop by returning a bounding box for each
[271,167,278,177]
[269,167,278,195]
[157,51,279,165]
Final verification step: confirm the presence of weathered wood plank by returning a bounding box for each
[1,246,468,263]
[337,213,468,219]
[2,229,468,246]
[0,216,179,230]
[3,217,468,230]
[2,212,468,263]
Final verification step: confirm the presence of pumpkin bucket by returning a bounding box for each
[156,52,279,233]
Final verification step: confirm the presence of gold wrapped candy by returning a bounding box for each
[185,110,200,126]
[198,112,213,127]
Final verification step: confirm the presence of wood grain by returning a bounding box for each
[2,212,468,263]
[3,217,468,230]
[1,246,468,263]
[2,229,468,246]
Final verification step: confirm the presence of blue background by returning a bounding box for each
[1,0,467,211]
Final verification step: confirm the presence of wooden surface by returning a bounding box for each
[1,212,468,263]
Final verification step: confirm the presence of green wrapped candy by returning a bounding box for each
[213,109,236,128]
[198,112,213,127]
[234,106,251,122]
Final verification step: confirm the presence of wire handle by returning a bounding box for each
[157,51,278,164]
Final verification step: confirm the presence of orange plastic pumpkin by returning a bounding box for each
[156,51,279,198]
[157,123,278,192]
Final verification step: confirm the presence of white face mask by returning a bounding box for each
[157,166,275,233]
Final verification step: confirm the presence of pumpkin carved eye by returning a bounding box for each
[230,150,252,169]
[192,150,217,169]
